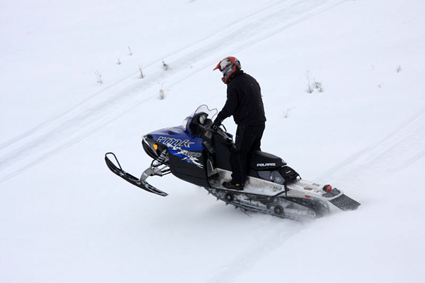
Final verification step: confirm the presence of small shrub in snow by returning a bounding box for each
[117,59,122,65]
[159,84,166,100]
[128,46,133,56]
[305,70,323,93]
[139,65,144,79]
[284,108,294,119]
[314,81,324,92]
[95,71,103,84]
[397,65,402,73]
[305,70,314,93]
[162,60,169,71]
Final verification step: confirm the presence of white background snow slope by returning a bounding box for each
[1,0,425,282]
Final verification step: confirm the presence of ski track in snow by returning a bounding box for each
[0,0,350,184]
[317,106,425,188]
[205,220,305,283]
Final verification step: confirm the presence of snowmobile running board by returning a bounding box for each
[104,152,168,197]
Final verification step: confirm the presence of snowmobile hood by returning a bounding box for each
[146,126,204,151]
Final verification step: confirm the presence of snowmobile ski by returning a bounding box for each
[105,152,168,197]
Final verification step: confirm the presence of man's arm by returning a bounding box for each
[215,88,238,125]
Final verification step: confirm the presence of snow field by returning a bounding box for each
[1,0,424,282]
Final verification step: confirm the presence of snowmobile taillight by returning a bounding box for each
[323,185,332,193]
[153,144,158,150]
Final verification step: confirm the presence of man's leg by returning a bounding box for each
[229,124,265,185]
[250,124,265,152]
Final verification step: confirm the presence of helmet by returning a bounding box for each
[213,56,241,84]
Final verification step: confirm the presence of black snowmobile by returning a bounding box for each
[105,105,360,220]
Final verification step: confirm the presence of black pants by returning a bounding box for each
[230,123,265,184]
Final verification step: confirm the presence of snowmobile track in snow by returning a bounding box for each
[0,0,351,184]
[317,106,425,188]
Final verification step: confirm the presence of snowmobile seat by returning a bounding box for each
[249,151,286,171]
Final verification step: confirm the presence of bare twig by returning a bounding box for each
[139,65,144,78]
[95,71,103,84]
[162,60,169,71]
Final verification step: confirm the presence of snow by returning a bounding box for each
[1,0,424,282]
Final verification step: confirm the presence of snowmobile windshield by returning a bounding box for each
[182,105,218,135]
[191,105,218,120]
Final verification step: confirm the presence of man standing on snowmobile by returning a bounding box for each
[212,56,266,191]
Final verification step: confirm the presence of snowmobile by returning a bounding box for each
[105,105,360,220]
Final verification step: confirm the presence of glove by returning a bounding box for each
[212,120,220,131]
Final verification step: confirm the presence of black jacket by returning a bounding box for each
[216,70,266,126]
